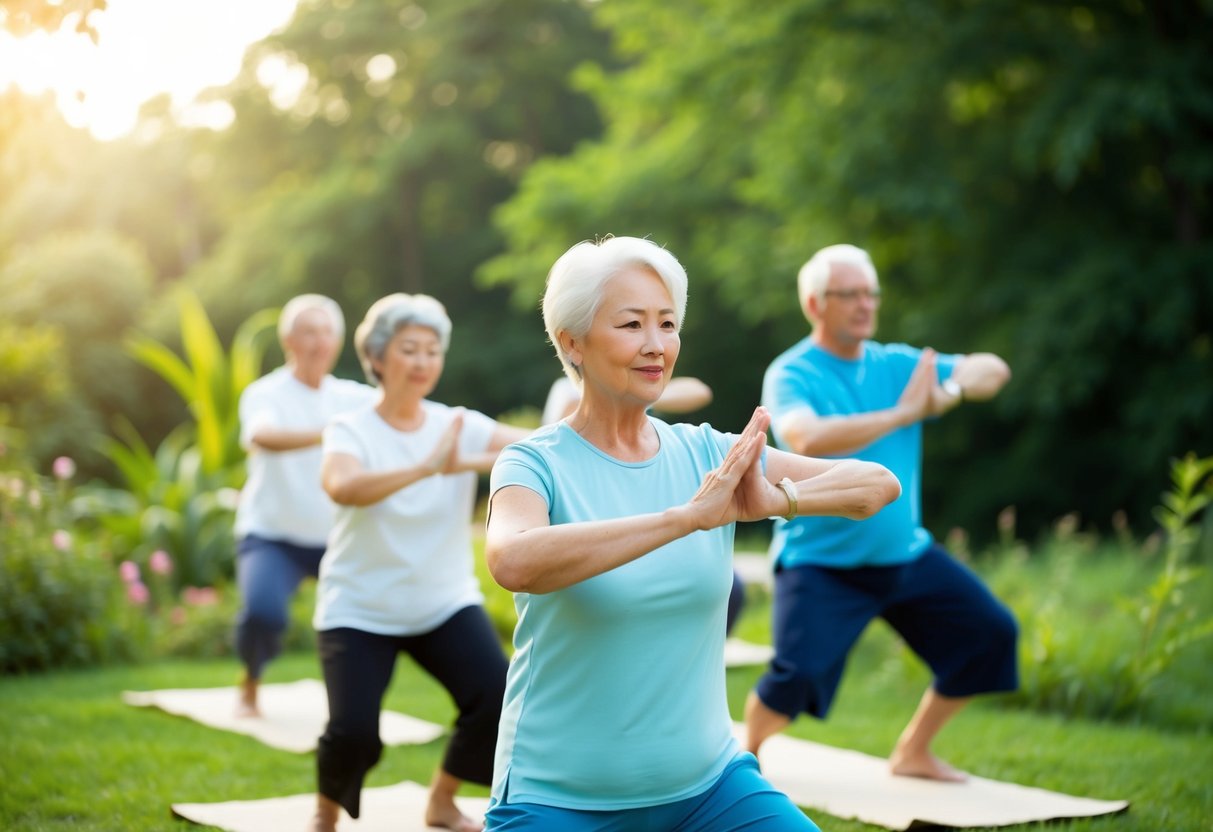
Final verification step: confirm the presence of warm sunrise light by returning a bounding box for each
[0,0,299,140]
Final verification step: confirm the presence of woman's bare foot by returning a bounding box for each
[235,674,261,718]
[889,748,969,783]
[424,800,482,831]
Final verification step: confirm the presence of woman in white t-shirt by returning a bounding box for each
[233,294,375,718]
[309,293,529,832]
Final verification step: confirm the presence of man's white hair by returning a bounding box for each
[797,244,879,315]
[278,294,345,344]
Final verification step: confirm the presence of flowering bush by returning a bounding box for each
[1,441,270,671]
[0,444,147,673]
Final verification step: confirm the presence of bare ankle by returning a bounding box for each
[308,795,340,832]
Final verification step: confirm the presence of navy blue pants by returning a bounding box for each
[726,570,746,636]
[755,545,1018,719]
[234,534,324,679]
[316,605,508,818]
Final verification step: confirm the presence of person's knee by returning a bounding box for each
[319,724,383,769]
[982,601,1019,653]
[240,596,291,632]
[459,677,506,731]
[758,665,831,720]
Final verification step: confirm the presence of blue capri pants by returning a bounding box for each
[485,752,818,831]
[234,534,325,679]
[755,544,1019,720]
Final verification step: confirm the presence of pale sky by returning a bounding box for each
[0,0,300,140]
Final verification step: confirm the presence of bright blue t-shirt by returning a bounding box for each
[762,338,957,569]
[488,418,749,810]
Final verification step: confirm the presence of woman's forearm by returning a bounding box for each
[323,464,436,507]
[792,459,902,520]
[487,506,697,595]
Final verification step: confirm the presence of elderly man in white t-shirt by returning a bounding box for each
[233,294,376,718]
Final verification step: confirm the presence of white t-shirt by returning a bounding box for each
[313,401,496,635]
[235,367,376,547]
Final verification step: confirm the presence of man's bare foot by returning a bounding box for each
[425,800,483,832]
[889,749,969,783]
[306,812,337,832]
[235,674,261,718]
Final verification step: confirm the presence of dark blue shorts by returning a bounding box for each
[755,544,1018,719]
[485,752,818,831]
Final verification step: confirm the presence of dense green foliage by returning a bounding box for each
[482,0,1213,540]
[2,0,1209,538]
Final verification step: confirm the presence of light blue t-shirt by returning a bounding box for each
[488,418,748,810]
[762,338,957,569]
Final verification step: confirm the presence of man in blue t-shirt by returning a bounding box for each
[744,243,1018,782]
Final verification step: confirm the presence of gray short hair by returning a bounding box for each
[278,294,345,344]
[542,236,688,385]
[353,293,452,384]
[797,244,879,316]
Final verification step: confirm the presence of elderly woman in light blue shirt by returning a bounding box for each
[483,236,901,831]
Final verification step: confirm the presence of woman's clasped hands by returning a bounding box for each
[684,406,789,531]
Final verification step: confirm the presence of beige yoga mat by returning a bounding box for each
[736,725,1129,830]
[123,678,444,754]
[172,780,490,832]
[724,637,774,668]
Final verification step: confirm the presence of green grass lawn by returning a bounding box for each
[2,554,1212,831]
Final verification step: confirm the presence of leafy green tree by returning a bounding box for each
[172,0,613,415]
[0,91,221,282]
[0,322,89,463]
[0,230,154,468]
[482,0,1213,539]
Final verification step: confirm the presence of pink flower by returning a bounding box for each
[183,586,219,607]
[52,456,76,480]
[51,530,71,551]
[127,581,150,605]
[119,560,140,583]
[149,550,173,575]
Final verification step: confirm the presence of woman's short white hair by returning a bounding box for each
[542,236,688,385]
[278,294,345,344]
[797,244,879,315]
[353,293,452,385]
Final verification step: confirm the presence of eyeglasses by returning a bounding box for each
[822,288,882,303]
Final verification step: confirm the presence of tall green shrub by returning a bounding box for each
[1005,454,1213,723]
[1108,454,1213,715]
[126,290,277,479]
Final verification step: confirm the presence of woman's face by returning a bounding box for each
[569,265,680,408]
[284,307,341,376]
[371,324,445,397]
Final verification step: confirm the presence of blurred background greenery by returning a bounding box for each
[3,0,1209,543]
